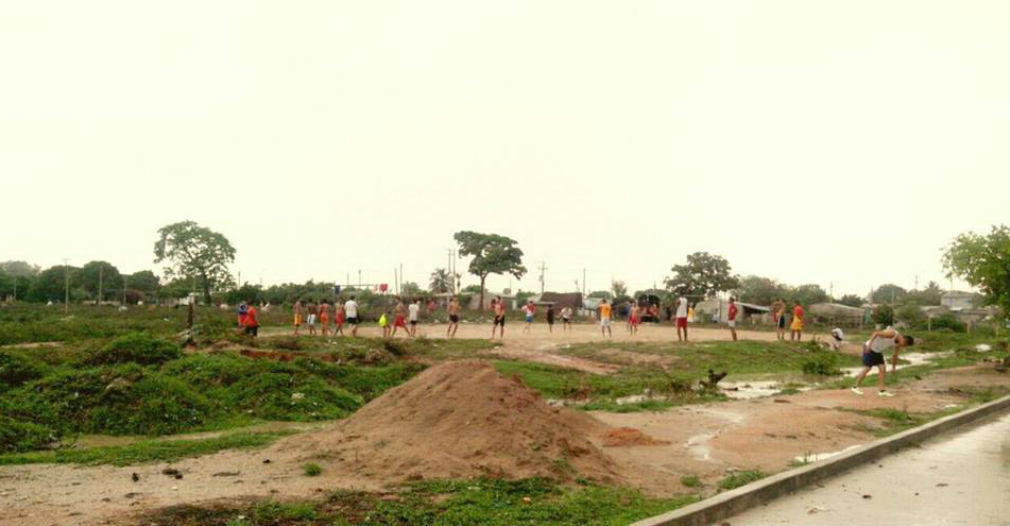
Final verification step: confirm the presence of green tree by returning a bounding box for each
[734,275,789,306]
[942,225,1010,317]
[664,252,739,299]
[0,261,39,277]
[153,221,236,304]
[906,281,943,306]
[127,270,161,293]
[588,290,613,300]
[429,268,453,294]
[400,281,422,297]
[791,284,829,306]
[27,265,81,303]
[871,283,907,304]
[838,294,865,308]
[78,261,122,302]
[611,280,628,298]
[453,231,527,310]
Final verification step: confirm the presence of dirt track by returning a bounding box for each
[1,325,1005,526]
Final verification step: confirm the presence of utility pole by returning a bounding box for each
[394,267,399,295]
[358,269,362,288]
[829,282,833,299]
[63,258,69,313]
[582,268,586,297]
[914,275,919,290]
[538,261,547,295]
[122,275,127,305]
[98,266,103,306]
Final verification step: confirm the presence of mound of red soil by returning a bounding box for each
[601,427,671,447]
[281,360,623,484]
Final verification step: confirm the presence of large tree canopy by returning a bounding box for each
[453,231,526,310]
[871,283,907,304]
[943,225,1010,317]
[79,261,122,301]
[127,270,161,293]
[665,252,739,299]
[154,221,236,304]
[734,275,789,306]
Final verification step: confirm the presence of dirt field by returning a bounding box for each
[1,323,1006,526]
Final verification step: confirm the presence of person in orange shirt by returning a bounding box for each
[243,301,259,337]
[334,301,346,337]
[319,301,331,337]
[790,302,804,342]
[598,299,612,338]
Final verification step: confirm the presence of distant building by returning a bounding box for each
[941,291,975,311]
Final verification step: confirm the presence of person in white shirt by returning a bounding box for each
[560,306,572,331]
[851,326,915,397]
[408,299,421,337]
[344,296,360,337]
[674,296,689,342]
[829,327,844,351]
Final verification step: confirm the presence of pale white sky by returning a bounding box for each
[1,0,1007,297]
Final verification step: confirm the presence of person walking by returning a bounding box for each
[546,304,555,333]
[344,295,360,337]
[598,299,613,338]
[306,300,318,336]
[851,327,914,397]
[408,298,421,337]
[243,301,259,337]
[292,299,303,336]
[521,300,535,334]
[334,300,346,336]
[319,300,331,337]
[727,297,739,342]
[560,305,572,331]
[675,295,689,342]
[392,299,409,338]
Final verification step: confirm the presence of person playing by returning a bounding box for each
[379,311,390,338]
[334,301,346,337]
[789,302,804,341]
[408,298,421,337]
[292,299,303,336]
[675,295,689,342]
[243,301,259,337]
[237,302,248,331]
[560,305,572,331]
[447,296,461,338]
[771,298,787,340]
[629,302,640,336]
[727,297,739,342]
[829,327,844,351]
[851,326,914,397]
[319,300,331,337]
[491,297,506,339]
[344,295,360,337]
[521,300,535,334]
[546,304,555,333]
[392,299,409,338]
[598,299,612,338]
[306,300,318,336]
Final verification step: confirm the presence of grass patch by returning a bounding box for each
[717,469,767,491]
[680,475,702,488]
[143,477,697,526]
[0,431,289,466]
[303,462,323,476]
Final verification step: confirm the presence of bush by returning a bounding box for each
[86,332,182,366]
[873,304,894,326]
[223,373,361,421]
[303,462,323,476]
[0,351,48,391]
[802,351,840,376]
[929,312,967,333]
[896,302,926,328]
[0,416,58,453]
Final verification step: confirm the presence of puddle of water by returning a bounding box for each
[719,381,781,400]
[792,444,863,464]
[686,432,715,461]
[842,351,953,377]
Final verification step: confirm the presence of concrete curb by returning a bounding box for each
[630,395,1010,526]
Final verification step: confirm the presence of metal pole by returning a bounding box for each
[582,268,586,297]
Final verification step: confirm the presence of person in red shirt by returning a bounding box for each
[727,297,739,342]
[790,302,804,342]
[243,302,259,337]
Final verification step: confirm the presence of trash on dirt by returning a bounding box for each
[862,494,872,499]
[975,344,992,352]
[161,468,180,476]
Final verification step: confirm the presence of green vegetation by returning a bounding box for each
[144,477,697,526]
[493,360,725,411]
[717,470,767,491]
[0,431,288,466]
[303,462,323,476]
[680,475,702,488]
[801,349,841,376]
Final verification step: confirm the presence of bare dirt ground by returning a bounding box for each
[1,324,1006,526]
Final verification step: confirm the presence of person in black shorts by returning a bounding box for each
[490,296,506,339]
[546,304,555,333]
[446,296,461,339]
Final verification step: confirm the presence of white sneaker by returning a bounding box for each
[850,387,864,395]
[877,390,894,397]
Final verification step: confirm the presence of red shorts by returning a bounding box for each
[675,317,688,328]
[630,316,639,326]
[394,315,406,327]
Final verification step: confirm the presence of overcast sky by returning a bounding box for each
[1,0,1007,298]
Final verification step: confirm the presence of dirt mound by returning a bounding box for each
[601,427,671,447]
[277,360,623,484]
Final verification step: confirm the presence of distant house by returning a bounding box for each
[694,299,770,323]
[536,292,583,314]
[941,291,975,311]
[808,302,868,324]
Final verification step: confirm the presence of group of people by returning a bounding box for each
[291,296,361,337]
[491,297,573,339]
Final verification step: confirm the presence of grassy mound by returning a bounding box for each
[0,350,50,391]
[85,332,183,366]
[0,415,58,453]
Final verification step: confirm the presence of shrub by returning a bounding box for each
[222,373,362,421]
[873,304,894,326]
[86,332,182,366]
[802,351,841,376]
[717,469,767,491]
[896,302,926,328]
[303,462,323,476]
[929,312,967,333]
[0,416,58,453]
[0,351,48,391]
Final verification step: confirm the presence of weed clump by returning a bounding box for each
[0,350,49,391]
[0,415,58,453]
[86,332,182,366]
[303,462,323,476]
[801,351,841,376]
[717,469,767,491]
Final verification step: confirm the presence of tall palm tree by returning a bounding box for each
[429,268,452,294]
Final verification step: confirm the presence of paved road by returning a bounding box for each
[725,413,1010,526]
